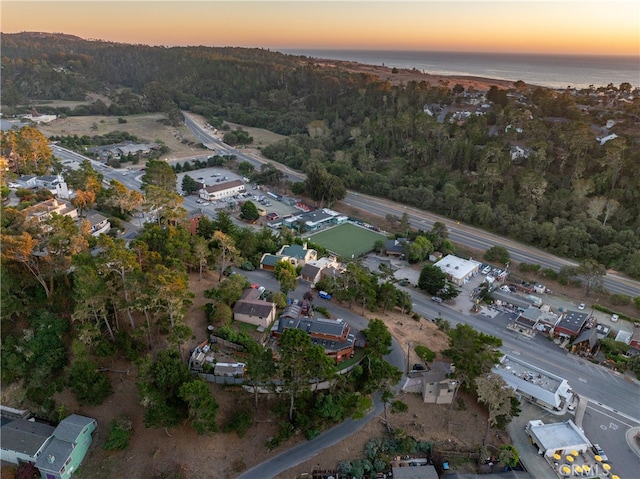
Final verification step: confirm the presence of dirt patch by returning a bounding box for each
[37,113,204,162]
[223,121,288,148]
[42,271,499,479]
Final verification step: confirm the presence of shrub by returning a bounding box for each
[68,359,112,406]
[415,345,436,362]
[222,410,252,438]
[540,268,558,280]
[104,415,133,450]
[519,263,541,273]
[610,294,631,306]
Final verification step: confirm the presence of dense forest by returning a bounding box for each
[2,32,640,279]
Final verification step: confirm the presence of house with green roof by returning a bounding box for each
[259,243,317,271]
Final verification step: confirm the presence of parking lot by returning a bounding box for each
[176,166,301,219]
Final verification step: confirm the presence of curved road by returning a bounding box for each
[182,113,640,298]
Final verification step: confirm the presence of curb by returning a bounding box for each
[625,426,640,459]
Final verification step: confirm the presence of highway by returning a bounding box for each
[181,114,640,299]
[51,139,640,476]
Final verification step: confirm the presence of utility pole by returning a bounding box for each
[406,341,411,375]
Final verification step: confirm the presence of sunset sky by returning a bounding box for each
[1,1,638,56]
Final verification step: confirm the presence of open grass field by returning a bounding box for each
[307,222,386,259]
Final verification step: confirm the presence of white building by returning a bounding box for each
[433,254,481,286]
[526,419,591,457]
[199,179,245,201]
[493,355,574,411]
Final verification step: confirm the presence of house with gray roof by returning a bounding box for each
[233,288,276,328]
[0,418,55,465]
[402,362,458,405]
[1,413,96,479]
[35,414,97,479]
[385,238,407,257]
[272,315,355,363]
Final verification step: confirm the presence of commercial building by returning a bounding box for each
[525,419,591,457]
[433,254,481,286]
[199,179,245,201]
[493,355,574,411]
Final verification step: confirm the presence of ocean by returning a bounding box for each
[279,49,639,90]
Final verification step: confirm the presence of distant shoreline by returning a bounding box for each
[313,58,526,92]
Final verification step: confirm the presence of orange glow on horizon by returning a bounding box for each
[1,1,638,57]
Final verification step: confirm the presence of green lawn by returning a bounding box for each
[307,223,386,259]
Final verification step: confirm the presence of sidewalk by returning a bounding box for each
[626,426,640,459]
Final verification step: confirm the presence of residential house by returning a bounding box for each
[299,256,342,284]
[233,288,277,329]
[0,413,97,479]
[525,419,591,458]
[23,198,78,227]
[84,212,111,236]
[15,174,38,189]
[0,418,55,466]
[260,243,317,271]
[434,254,481,286]
[36,175,62,190]
[385,238,407,257]
[402,362,458,405]
[493,355,574,411]
[553,311,589,339]
[510,146,531,161]
[35,414,97,479]
[199,179,245,202]
[272,313,355,363]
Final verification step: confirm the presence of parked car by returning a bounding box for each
[578,303,585,310]
[611,314,619,322]
[318,291,332,300]
[591,444,608,461]
[431,296,443,303]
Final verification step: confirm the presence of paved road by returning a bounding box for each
[181,114,640,299]
[238,269,639,477]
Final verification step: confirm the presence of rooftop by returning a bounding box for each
[556,311,589,334]
[527,419,590,451]
[434,254,481,279]
[493,355,571,408]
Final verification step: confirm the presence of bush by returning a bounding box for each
[414,345,436,362]
[68,359,112,406]
[222,410,252,438]
[104,415,133,450]
[610,294,631,306]
[540,268,558,280]
[519,263,541,273]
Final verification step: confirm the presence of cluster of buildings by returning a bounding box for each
[86,142,160,162]
[0,407,97,479]
[10,174,112,237]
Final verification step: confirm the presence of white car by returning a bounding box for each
[8,183,20,188]
[578,303,585,310]
[611,314,619,322]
